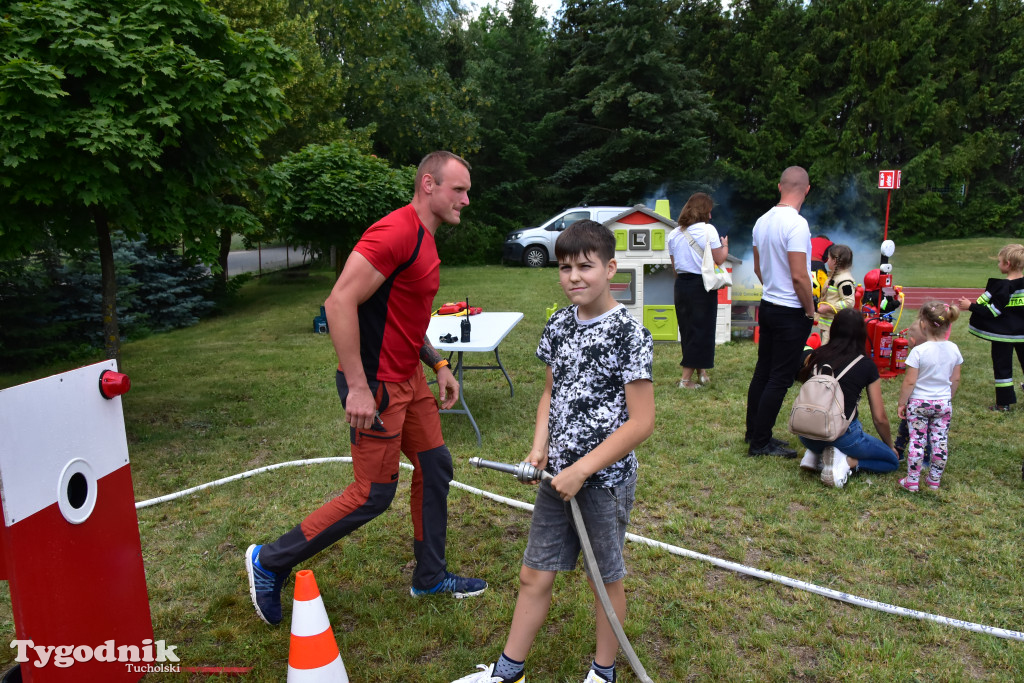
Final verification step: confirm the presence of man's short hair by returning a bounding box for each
[416,151,471,190]
[779,166,810,192]
[555,220,615,264]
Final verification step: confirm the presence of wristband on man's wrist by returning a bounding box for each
[433,359,450,373]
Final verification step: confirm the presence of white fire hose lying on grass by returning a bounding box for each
[135,455,1024,652]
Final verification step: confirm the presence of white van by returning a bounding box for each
[502,206,631,267]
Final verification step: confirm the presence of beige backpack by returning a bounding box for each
[788,355,862,441]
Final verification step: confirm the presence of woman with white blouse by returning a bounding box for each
[666,192,729,389]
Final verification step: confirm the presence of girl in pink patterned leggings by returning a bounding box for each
[896,302,964,492]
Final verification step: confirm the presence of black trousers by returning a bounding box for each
[992,340,1024,406]
[674,273,718,369]
[745,300,813,448]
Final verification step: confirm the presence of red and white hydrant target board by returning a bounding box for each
[0,360,152,681]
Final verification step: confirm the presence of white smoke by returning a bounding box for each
[732,179,895,290]
[645,177,898,291]
[730,228,889,292]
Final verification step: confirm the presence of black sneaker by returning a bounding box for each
[744,436,789,448]
[747,441,798,458]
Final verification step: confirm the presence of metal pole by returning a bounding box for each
[884,188,892,241]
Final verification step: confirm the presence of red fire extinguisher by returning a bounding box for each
[877,318,894,358]
[890,333,909,373]
[873,316,894,370]
[865,317,879,358]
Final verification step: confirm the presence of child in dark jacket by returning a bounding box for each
[957,243,1024,411]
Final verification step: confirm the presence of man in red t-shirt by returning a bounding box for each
[245,151,486,626]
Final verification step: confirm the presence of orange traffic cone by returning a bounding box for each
[287,569,349,682]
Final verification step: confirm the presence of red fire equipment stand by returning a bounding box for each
[0,360,152,682]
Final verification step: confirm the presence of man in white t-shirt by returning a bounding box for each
[745,166,816,457]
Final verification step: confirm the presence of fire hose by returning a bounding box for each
[469,457,654,683]
[135,456,1024,646]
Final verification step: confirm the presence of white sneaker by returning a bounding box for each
[820,446,851,488]
[583,671,613,683]
[452,663,518,683]
[799,449,821,472]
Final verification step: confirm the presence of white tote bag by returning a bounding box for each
[685,229,732,291]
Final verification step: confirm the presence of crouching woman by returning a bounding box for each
[797,308,900,488]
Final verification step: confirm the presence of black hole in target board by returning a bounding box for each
[67,472,89,509]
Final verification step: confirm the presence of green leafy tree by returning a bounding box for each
[915,0,1024,237]
[699,0,815,230]
[0,0,292,362]
[0,253,86,370]
[794,0,1024,239]
[0,236,216,371]
[266,140,416,274]
[545,0,714,205]
[298,0,479,164]
[798,0,945,236]
[212,0,346,161]
[203,0,350,279]
[462,0,554,232]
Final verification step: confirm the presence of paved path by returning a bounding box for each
[227,245,310,277]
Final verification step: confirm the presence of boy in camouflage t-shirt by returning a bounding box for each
[537,303,651,487]
[452,220,654,683]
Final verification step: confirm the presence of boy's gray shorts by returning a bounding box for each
[522,473,636,584]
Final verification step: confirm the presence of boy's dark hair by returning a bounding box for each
[798,309,866,382]
[555,219,615,263]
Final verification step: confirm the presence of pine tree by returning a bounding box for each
[546,0,714,205]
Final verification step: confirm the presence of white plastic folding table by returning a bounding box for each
[426,311,524,446]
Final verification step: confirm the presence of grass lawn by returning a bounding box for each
[1,239,1022,681]
[891,237,1011,288]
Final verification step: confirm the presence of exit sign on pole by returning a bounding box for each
[879,170,901,189]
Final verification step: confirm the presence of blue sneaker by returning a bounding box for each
[245,544,288,625]
[410,571,487,598]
